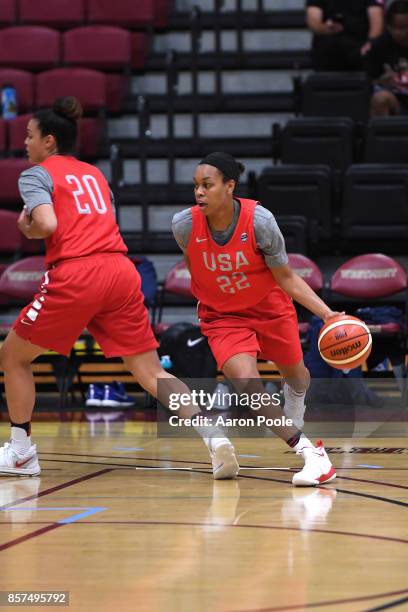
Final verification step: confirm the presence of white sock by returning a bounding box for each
[10,426,32,455]
[293,434,314,454]
[284,383,306,405]
[194,424,231,452]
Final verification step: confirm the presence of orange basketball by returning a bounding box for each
[318,314,372,370]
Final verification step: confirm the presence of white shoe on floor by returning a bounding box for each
[283,382,306,430]
[211,442,239,480]
[0,443,41,476]
[292,440,336,487]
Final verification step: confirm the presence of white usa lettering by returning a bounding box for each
[202,251,250,272]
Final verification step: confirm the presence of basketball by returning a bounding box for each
[318,315,372,370]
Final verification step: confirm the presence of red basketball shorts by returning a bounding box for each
[198,289,303,370]
[14,253,159,357]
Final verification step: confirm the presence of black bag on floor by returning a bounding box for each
[158,322,217,378]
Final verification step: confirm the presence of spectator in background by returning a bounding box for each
[306,0,384,71]
[366,0,408,115]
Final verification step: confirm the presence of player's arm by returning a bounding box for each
[254,205,341,322]
[367,5,384,41]
[362,5,384,54]
[270,264,340,322]
[306,5,343,35]
[17,166,57,239]
[17,204,57,239]
[171,208,193,271]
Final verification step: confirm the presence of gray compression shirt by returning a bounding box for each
[171,198,288,268]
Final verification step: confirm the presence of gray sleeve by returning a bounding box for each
[18,166,54,215]
[172,208,193,251]
[254,204,288,268]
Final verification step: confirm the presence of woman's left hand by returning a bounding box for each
[17,208,32,236]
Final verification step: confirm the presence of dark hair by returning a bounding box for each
[386,0,408,25]
[199,151,245,184]
[33,96,83,154]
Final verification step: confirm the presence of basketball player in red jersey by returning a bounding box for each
[173,152,343,486]
[0,99,239,480]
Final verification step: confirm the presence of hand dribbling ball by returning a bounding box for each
[318,314,372,370]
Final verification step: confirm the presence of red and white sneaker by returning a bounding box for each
[0,442,41,476]
[292,440,336,487]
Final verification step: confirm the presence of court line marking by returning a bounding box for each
[230,588,408,611]
[0,468,113,512]
[0,469,112,552]
[364,594,408,611]
[0,465,406,612]
[237,473,408,509]
[1,518,407,546]
[22,457,408,509]
[2,507,107,524]
[38,454,408,491]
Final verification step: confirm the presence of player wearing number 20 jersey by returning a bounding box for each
[35,155,127,266]
[14,113,157,358]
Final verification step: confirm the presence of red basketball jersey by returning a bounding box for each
[187,198,284,312]
[39,155,127,265]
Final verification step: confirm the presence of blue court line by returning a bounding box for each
[357,465,384,469]
[3,507,107,524]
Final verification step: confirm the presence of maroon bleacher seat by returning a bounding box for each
[162,260,192,297]
[287,253,324,292]
[0,69,34,113]
[153,0,173,29]
[8,113,32,154]
[0,210,21,254]
[0,159,32,208]
[19,0,85,29]
[0,0,17,26]
[9,113,102,159]
[331,254,407,299]
[329,254,408,345]
[63,26,132,70]
[77,117,104,158]
[0,256,46,300]
[132,33,149,71]
[154,260,194,324]
[0,119,6,155]
[36,68,107,112]
[87,0,154,28]
[0,27,61,70]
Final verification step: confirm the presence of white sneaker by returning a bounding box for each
[210,442,239,480]
[292,440,336,487]
[283,382,306,430]
[0,443,41,476]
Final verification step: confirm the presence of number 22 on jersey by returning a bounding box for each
[65,174,108,215]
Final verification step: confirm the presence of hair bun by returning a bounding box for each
[53,96,83,121]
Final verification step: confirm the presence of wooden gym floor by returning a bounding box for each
[0,421,407,612]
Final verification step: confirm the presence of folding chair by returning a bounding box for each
[153,259,194,326]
